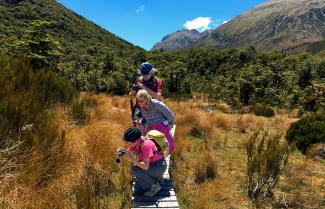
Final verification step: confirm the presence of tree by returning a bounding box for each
[298,64,313,89]
[14,20,62,69]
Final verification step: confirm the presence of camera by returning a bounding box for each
[115,149,127,163]
[132,84,141,92]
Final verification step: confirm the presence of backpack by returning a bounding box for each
[146,130,169,157]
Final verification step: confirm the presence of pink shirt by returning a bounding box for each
[128,136,163,163]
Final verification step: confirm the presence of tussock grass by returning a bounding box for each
[170,99,324,209]
[1,85,323,209]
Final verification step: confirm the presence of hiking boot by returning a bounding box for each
[144,183,161,196]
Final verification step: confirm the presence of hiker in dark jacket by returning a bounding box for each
[129,62,163,127]
[119,127,167,196]
[129,62,162,99]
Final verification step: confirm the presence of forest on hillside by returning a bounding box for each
[1,18,324,114]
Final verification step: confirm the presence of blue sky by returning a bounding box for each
[57,0,267,50]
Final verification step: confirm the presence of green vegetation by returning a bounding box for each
[0,56,74,142]
[1,1,324,114]
[245,131,289,201]
[252,105,275,118]
[286,113,325,154]
[0,0,145,93]
[148,48,325,112]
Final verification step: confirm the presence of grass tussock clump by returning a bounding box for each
[194,153,218,184]
[70,94,97,124]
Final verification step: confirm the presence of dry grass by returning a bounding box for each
[170,99,324,209]
[1,94,323,209]
[0,94,132,209]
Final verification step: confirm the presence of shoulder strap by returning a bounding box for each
[139,137,161,155]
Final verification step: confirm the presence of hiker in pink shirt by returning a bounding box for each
[118,127,167,196]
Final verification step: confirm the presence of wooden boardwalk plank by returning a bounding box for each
[131,126,179,209]
[133,201,179,208]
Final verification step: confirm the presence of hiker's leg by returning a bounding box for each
[146,159,167,183]
[132,165,155,191]
[148,123,175,154]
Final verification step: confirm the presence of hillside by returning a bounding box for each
[0,0,145,92]
[197,0,325,52]
[152,29,210,51]
[155,0,325,53]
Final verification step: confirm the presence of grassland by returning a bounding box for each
[0,94,324,209]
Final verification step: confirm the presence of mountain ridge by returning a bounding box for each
[153,0,325,53]
[151,29,211,51]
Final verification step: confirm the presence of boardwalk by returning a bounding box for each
[131,126,179,209]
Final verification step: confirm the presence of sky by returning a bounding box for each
[57,0,268,50]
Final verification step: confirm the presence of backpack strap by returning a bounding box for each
[139,137,162,156]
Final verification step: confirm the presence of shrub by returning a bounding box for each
[0,56,75,141]
[285,113,325,154]
[253,105,275,117]
[245,131,289,201]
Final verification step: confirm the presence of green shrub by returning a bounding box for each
[285,113,325,154]
[253,105,275,117]
[0,56,75,138]
[245,131,289,201]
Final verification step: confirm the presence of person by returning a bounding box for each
[136,89,175,155]
[129,62,162,99]
[129,62,163,126]
[119,127,167,196]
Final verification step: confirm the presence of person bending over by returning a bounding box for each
[136,89,175,155]
[119,127,167,196]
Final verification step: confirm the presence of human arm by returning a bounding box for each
[126,155,150,170]
[137,82,162,99]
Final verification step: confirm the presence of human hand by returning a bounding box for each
[118,148,128,157]
[136,82,145,89]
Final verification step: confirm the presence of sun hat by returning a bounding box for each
[138,62,157,75]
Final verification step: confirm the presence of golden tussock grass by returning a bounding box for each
[0,94,132,209]
[169,99,324,209]
[1,94,323,209]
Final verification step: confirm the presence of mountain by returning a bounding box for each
[151,29,211,51]
[0,0,145,92]
[196,0,325,53]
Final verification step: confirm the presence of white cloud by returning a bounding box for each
[183,17,212,32]
[136,5,145,13]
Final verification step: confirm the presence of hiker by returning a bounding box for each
[136,89,175,155]
[119,127,167,196]
[129,62,162,99]
[129,62,163,127]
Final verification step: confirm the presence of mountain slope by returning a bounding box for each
[0,0,145,92]
[196,0,325,52]
[152,29,210,51]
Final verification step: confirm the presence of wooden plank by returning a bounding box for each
[133,201,179,208]
[133,180,173,186]
[132,195,177,202]
[132,208,179,209]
